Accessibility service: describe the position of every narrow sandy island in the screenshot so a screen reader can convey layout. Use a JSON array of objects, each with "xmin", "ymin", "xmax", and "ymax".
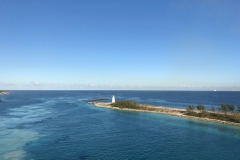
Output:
[
  {"xmin": 0, "ymin": 91, "xmax": 9, "ymax": 95},
  {"xmin": 94, "ymin": 102, "xmax": 240, "ymax": 127}
]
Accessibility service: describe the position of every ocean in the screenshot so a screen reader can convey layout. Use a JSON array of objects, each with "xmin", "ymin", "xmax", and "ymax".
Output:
[{"xmin": 0, "ymin": 91, "xmax": 240, "ymax": 160}]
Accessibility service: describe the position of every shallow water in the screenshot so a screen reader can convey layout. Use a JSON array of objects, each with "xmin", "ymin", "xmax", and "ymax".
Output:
[{"xmin": 0, "ymin": 91, "xmax": 240, "ymax": 159}]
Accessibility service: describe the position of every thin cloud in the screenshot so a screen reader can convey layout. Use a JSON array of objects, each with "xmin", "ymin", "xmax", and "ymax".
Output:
[
  {"xmin": 31, "ymin": 81, "xmax": 42, "ymax": 86},
  {"xmin": 0, "ymin": 82, "xmax": 17, "ymax": 86}
]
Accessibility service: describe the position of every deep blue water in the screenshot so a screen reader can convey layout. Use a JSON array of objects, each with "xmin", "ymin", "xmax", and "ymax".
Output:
[{"xmin": 0, "ymin": 91, "xmax": 240, "ymax": 160}]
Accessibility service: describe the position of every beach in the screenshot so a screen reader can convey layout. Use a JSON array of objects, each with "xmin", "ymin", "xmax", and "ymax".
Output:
[
  {"xmin": 0, "ymin": 91, "xmax": 9, "ymax": 95},
  {"xmin": 94, "ymin": 102, "xmax": 240, "ymax": 127}
]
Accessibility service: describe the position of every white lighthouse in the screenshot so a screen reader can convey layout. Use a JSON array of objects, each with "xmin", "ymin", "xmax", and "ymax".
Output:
[{"xmin": 112, "ymin": 95, "xmax": 115, "ymax": 103}]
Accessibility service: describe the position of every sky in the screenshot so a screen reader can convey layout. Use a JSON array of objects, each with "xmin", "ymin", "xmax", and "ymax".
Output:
[{"xmin": 0, "ymin": 0, "xmax": 240, "ymax": 90}]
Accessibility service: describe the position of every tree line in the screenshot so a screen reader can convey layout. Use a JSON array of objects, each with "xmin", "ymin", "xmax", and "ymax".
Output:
[
  {"xmin": 186, "ymin": 104, "xmax": 240, "ymax": 123},
  {"xmin": 111, "ymin": 100, "xmax": 240, "ymax": 124},
  {"xmin": 187, "ymin": 104, "xmax": 240, "ymax": 114}
]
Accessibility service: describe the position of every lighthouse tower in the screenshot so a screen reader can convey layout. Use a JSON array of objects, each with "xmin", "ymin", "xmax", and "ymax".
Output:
[{"xmin": 112, "ymin": 95, "xmax": 115, "ymax": 103}]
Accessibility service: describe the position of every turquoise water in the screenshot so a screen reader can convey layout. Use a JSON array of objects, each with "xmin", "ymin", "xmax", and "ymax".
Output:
[{"xmin": 0, "ymin": 91, "xmax": 240, "ymax": 159}]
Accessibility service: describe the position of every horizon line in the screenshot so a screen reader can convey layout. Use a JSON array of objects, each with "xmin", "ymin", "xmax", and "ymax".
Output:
[{"xmin": 2, "ymin": 89, "xmax": 240, "ymax": 92}]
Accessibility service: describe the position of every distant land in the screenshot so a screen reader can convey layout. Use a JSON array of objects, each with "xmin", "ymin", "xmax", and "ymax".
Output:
[
  {"xmin": 0, "ymin": 91, "xmax": 9, "ymax": 94},
  {"xmin": 94, "ymin": 101, "xmax": 240, "ymax": 127}
]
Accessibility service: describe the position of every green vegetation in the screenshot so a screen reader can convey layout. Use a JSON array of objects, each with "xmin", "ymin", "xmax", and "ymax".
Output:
[
  {"xmin": 211, "ymin": 106, "xmax": 215, "ymax": 112},
  {"xmin": 227, "ymin": 104, "xmax": 235, "ymax": 113},
  {"xmin": 196, "ymin": 104, "xmax": 205, "ymax": 111},
  {"xmin": 110, "ymin": 100, "xmax": 159, "ymax": 112},
  {"xmin": 219, "ymin": 104, "xmax": 228, "ymax": 115},
  {"xmin": 111, "ymin": 100, "xmax": 141, "ymax": 109},
  {"xmin": 186, "ymin": 104, "xmax": 240, "ymax": 123},
  {"xmin": 111, "ymin": 101, "xmax": 240, "ymax": 124},
  {"xmin": 187, "ymin": 105, "xmax": 195, "ymax": 113}
]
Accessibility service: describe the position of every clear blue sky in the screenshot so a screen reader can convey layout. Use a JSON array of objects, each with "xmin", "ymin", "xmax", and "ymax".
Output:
[{"xmin": 1, "ymin": 0, "xmax": 240, "ymax": 90}]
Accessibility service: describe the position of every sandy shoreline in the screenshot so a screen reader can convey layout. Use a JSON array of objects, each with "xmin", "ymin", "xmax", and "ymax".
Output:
[
  {"xmin": 93, "ymin": 102, "xmax": 240, "ymax": 127},
  {"xmin": 0, "ymin": 91, "xmax": 9, "ymax": 95}
]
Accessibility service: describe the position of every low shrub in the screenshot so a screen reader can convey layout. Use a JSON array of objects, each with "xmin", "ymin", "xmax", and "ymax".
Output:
[{"xmin": 111, "ymin": 100, "xmax": 140, "ymax": 109}]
